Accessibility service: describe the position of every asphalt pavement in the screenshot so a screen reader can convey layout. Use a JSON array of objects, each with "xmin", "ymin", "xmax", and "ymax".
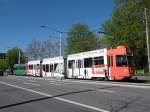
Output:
[{"xmin": 0, "ymin": 76, "xmax": 150, "ymax": 112}]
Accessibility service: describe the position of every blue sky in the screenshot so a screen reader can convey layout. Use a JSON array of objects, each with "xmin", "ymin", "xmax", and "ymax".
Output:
[{"xmin": 0, "ymin": 0, "xmax": 114, "ymax": 52}]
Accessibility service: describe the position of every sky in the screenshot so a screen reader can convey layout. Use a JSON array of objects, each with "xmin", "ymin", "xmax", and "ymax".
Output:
[{"xmin": 0, "ymin": 0, "xmax": 114, "ymax": 52}]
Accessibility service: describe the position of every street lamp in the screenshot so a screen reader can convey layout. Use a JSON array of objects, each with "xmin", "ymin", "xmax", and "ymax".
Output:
[
  {"xmin": 18, "ymin": 48, "xmax": 21, "ymax": 64},
  {"xmin": 41, "ymin": 25, "xmax": 63, "ymax": 57}
]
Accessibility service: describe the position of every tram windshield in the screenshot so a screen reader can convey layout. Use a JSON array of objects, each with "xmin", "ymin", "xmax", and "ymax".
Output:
[
  {"xmin": 116, "ymin": 55, "xmax": 134, "ymax": 67},
  {"xmin": 116, "ymin": 55, "xmax": 127, "ymax": 67}
]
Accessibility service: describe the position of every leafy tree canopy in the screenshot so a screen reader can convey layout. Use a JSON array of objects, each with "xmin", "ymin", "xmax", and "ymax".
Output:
[
  {"xmin": 6, "ymin": 47, "xmax": 27, "ymax": 68},
  {"xmin": 101, "ymin": 0, "xmax": 150, "ymax": 69},
  {"xmin": 0, "ymin": 59, "xmax": 8, "ymax": 70},
  {"xmin": 67, "ymin": 23, "xmax": 99, "ymax": 54}
]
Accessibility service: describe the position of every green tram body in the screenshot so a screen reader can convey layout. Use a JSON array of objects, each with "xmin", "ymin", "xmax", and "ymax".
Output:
[{"xmin": 13, "ymin": 64, "xmax": 26, "ymax": 76}]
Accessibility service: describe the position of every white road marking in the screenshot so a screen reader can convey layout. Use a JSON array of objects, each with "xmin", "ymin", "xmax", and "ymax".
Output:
[
  {"xmin": 96, "ymin": 89, "xmax": 114, "ymax": 93},
  {"xmin": 0, "ymin": 81, "xmax": 110, "ymax": 112},
  {"xmin": 49, "ymin": 80, "xmax": 55, "ymax": 82},
  {"xmin": 3, "ymin": 76, "xmax": 22, "ymax": 80},
  {"xmin": 39, "ymin": 78, "xmax": 150, "ymax": 89},
  {"xmin": 22, "ymin": 82, "xmax": 40, "ymax": 86},
  {"xmin": 28, "ymin": 80, "xmax": 36, "ymax": 83},
  {"xmin": 49, "ymin": 82, "xmax": 61, "ymax": 86},
  {"xmin": 63, "ymin": 80, "xmax": 150, "ymax": 89},
  {"xmin": 62, "ymin": 82, "xmax": 70, "ymax": 85},
  {"xmin": 5, "ymin": 75, "xmax": 150, "ymax": 89},
  {"xmin": 49, "ymin": 80, "xmax": 70, "ymax": 85}
]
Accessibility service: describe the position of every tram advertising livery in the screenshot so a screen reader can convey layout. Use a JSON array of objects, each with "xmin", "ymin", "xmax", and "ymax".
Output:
[{"xmin": 13, "ymin": 45, "xmax": 134, "ymax": 80}]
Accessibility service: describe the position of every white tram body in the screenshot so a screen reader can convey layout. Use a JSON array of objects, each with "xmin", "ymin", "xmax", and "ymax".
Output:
[
  {"xmin": 67, "ymin": 49, "xmax": 107, "ymax": 79},
  {"xmin": 24, "ymin": 45, "xmax": 134, "ymax": 80},
  {"xmin": 27, "ymin": 60, "xmax": 41, "ymax": 77},
  {"xmin": 42, "ymin": 56, "xmax": 64, "ymax": 77}
]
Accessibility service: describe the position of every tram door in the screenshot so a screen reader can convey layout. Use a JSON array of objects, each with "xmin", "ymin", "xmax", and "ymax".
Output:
[
  {"xmin": 108, "ymin": 55, "xmax": 115, "ymax": 80},
  {"xmin": 77, "ymin": 60, "xmax": 82, "ymax": 76},
  {"xmin": 72, "ymin": 60, "xmax": 75, "ymax": 77},
  {"xmin": 68, "ymin": 60, "xmax": 75, "ymax": 77},
  {"xmin": 64, "ymin": 58, "xmax": 67, "ymax": 78}
]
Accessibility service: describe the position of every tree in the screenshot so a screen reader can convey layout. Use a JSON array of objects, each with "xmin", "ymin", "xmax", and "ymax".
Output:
[
  {"xmin": 26, "ymin": 37, "xmax": 64, "ymax": 59},
  {"xmin": 6, "ymin": 47, "xmax": 27, "ymax": 69},
  {"xmin": 61, "ymin": 34, "xmax": 67, "ymax": 57},
  {"xmin": 101, "ymin": 0, "xmax": 150, "ymax": 69},
  {"xmin": 44, "ymin": 39, "xmax": 52, "ymax": 57},
  {"xmin": 26, "ymin": 38, "xmax": 42, "ymax": 59},
  {"xmin": 67, "ymin": 23, "xmax": 98, "ymax": 54},
  {"xmin": 0, "ymin": 58, "xmax": 8, "ymax": 71}
]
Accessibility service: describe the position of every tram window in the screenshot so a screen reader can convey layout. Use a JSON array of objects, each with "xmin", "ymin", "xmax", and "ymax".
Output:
[
  {"xmin": 50, "ymin": 65, "xmax": 53, "ymax": 72},
  {"xmin": 84, "ymin": 58, "xmax": 92, "ymax": 68},
  {"xmin": 16, "ymin": 66, "xmax": 19, "ymax": 70},
  {"xmin": 13, "ymin": 66, "xmax": 18, "ymax": 70},
  {"xmin": 68, "ymin": 60, "xmax": 74, "ymax": 68},
  {"xmin": 78, "ymin": 60, "xmax": 82, "ymax": 68},
  {"xmin": 20, "ymin": 65, "xmax": 22, "ymax": 69},
  {"xmin": 76, "ymin": 60, "xmax": 80, "ymax": 68},
  {"xmin": 54, "ymin": 63, "xmax": 57, "ymax": 71},
  {"xmin": 46, "ymin": 64, "xmax": 49, "ymax": 72},
  {"xmin": 94, "ymin": 56, "xmax": 104, "ymax": 65},
  {"xmin": 43, "ymin": 65, "xmax": 46, "ymax": 71},
  {"xmin": 22, "ymin": 65, "xmax": 26, "ymax": 69},
  {"xmin": 37, "ymin": 64, "xmax": 40, "ymax": 69},
  {"xmin": 29, "ymin": 65, "xmax": 33, "ymax": 70},
  {"xmin": 116, "ymin": 55, "xmax": 127, "ymax": 67}
]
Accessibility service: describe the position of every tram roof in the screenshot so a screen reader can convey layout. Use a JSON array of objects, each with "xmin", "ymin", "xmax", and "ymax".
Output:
[
  {"xmin": 28, "ymin": 60, "xmax": 41, "ymax": 64},
  {"xmin": 42, "ymin": 56, "xmax": 64, "ymax": 64},
  {"xmin": 67, "ymin": 48, "xmax": 107, "ymax": 60}
]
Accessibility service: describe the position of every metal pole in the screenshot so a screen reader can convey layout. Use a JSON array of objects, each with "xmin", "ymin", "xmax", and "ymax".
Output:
[
  {"xmin": 144, "ymin": 8, "xmax": 150, "ymax": 76},
  {"xmin": 60, "ymin": 32, "xmax": 62, "ymax": 57},
  {"xmin": 41, "ymin": 25, "xmax": 63, "ymax": 57},
  {"xmin": 18, "ymin": 48, "xmax": 20, "ymax": 64}
]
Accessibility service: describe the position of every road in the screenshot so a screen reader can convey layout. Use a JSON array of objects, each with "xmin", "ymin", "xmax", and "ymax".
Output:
[{"xmin": 0, "ymin": 76, "xmax": 150, "ymax": 112}]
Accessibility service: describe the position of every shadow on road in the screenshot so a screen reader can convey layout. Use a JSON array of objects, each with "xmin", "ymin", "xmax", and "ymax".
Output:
[
  {"xmin": 69, "ymin": 77, "xmax": 150, "ymax": 83},
  {"xmin": 0, "ymin": 87, "xmax": 108, "ymax": 110},
  {"xmin": 112, "ymin": 79, "xmax": 149, "ymax": 83}
]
